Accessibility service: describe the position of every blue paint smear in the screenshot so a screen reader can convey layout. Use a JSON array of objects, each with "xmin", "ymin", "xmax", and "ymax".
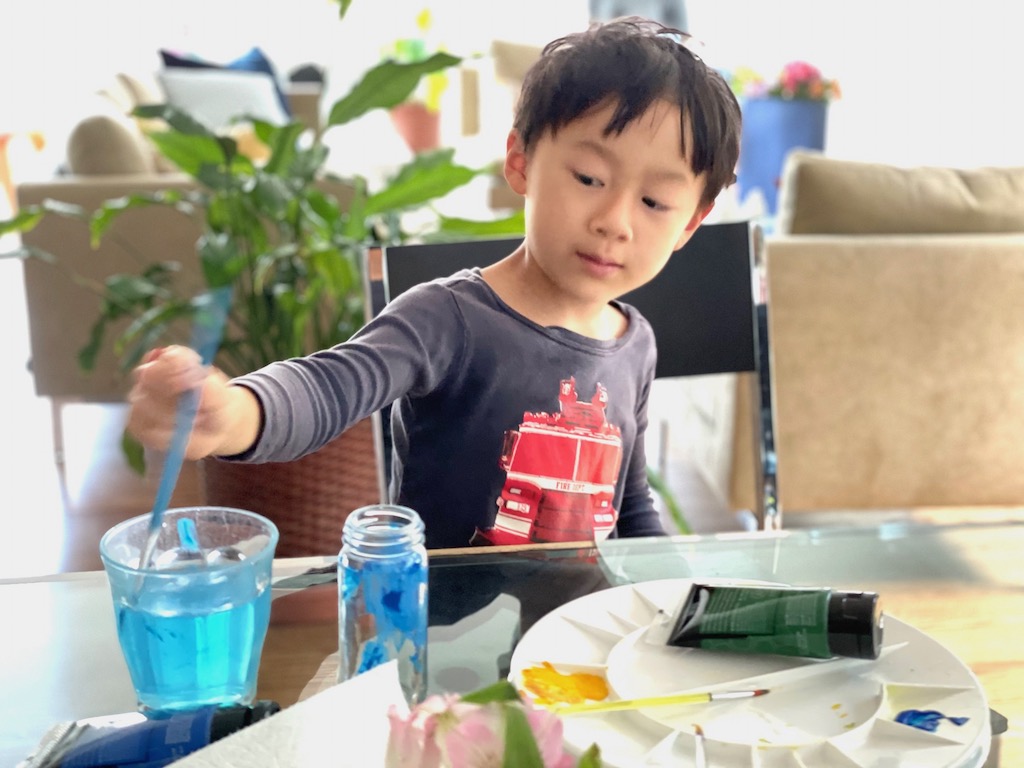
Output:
[
  {"xmin": 349, "ymin": 551, "xmax": 428, "ymax": 675},
  {"xmin": 895, "ymin": 709, "xmax": 970, "ymax": 732}
]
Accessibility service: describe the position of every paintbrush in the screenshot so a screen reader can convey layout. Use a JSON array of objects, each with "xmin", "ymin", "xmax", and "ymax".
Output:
[
  {"xmin": 693, "ymin": 723, "xmax": 707, "ymax": 768},
  {"xmin": 551, "ymin": 687, "xmax": 768, "ymax": 715},
  {"xmin": 137, "ymin": 286, "xmax": 232, "ymax": 575}
]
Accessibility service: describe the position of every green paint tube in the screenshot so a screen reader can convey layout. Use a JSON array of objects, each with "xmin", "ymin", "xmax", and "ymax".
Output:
[{"xmin": 650, "ymin": 583, "xmax": 883, "ymax": 660}]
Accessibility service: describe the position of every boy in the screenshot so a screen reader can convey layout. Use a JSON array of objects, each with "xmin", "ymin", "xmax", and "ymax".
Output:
[{"xmin": 127, "ymin": 17, "xmax": 742, "ymax": 549}]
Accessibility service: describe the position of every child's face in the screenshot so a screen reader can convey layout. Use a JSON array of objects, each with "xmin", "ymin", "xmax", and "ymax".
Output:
[{"xmin": 504, "ymin": 98, "xmax": 710, "ymax": 310}]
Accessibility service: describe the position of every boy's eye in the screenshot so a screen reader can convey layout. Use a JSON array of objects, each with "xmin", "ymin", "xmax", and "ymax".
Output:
[
  {"xmin": 642, "ymin": 196, "xmax": 667, "ymax": 211},
  {"xmin": 573, "ymin": 171, "xmax": 601, "ymax": 187}
]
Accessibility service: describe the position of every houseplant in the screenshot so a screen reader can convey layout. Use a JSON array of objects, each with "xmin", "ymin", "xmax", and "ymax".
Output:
[{"xmin": 2, "ymin": 7, "xmax": 524, "ymax": 553}]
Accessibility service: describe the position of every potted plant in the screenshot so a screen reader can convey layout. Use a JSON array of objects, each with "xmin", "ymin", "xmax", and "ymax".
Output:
[
  {"xmin": 2, "ymin": 12, "xmax": 524, "ymax": 554},
  {"xmin": 383, "ymin": 6, "xmax": 450, "ymax": 154},
  {"xmin": 728, "ymin": 60, "xmax": 841, "ymax": 214}
]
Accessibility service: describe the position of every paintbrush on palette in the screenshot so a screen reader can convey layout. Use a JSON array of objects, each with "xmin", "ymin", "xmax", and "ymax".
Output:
[
  {"xmin": 552, "ymin": 687, "xmax": 768, "ymax": 715},
  {"xmin": 693, "ymin": 723, "xmax": 707, "ymax": 768}
]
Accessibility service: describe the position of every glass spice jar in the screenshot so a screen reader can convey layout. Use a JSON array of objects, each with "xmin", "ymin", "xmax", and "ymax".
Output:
[{"xmin": 338, "ymin": 504, "xmax": 428, "ymax": 703}]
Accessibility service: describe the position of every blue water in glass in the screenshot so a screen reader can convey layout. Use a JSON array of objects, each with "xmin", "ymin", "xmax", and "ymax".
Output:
[{"xmin": 115, "ymin": 568, "xmax": 271, "ymax": 712}]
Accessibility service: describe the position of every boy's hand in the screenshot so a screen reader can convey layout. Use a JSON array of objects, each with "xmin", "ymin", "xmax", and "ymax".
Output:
[{"xmin": 127, "ymin": 345, "xmax": 260, "ymax": 459}]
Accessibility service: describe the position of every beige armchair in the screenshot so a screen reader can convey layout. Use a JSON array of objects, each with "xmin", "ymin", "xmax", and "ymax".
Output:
[
  {"xmin": 17, "ymin": 175, "xmax": 205, "ymax": 465},
  {"xmin": 759, "ymin": 151, "xmax": 1024, "ymax": 515}
]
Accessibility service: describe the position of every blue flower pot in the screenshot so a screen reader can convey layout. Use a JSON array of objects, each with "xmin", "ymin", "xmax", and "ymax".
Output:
[{"xmin": 736, "ymin": 97, "xmax": 828, "ymax": 215}]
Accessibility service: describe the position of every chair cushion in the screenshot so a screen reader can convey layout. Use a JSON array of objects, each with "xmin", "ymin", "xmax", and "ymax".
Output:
[
  {"xmin": 776, "ymin": 150, "xmax": 1024, "ymax": 234},
  {"xmin": 157, "ymin": 68, "xmax": 290, "ymax": 129},
  {"xmin": 116, "ymin": 71, "xmax": 165, "ymax": 108},
  {"xmin": 113, "ymin": 72, "xmax": 178, "ymax": 173},
  {"xmin": 66, "ymin": 114, "xmax": 156, "ymax": 175},
  {"xmin": 160, "ymin": 46, "xmax": 291, "ymax": 119}
]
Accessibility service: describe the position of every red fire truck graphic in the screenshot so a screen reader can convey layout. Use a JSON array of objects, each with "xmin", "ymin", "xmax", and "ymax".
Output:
[{"xmin": 479, "ymin": 377, "xmax": 622, "ymax": 545}]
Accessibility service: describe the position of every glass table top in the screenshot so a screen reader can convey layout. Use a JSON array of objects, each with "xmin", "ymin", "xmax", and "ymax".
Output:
[{"xmin": 2, "ymin": 514, "xmax": 1021, "ymax": 767}]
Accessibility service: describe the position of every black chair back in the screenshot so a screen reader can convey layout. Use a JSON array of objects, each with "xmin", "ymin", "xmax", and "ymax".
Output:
[{"xmin": 381, "ymin": 222, "xmax": 757, "ymax": 379}]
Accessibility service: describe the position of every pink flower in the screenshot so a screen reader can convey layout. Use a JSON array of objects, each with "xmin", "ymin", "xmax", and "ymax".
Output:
[
  {"xmin": 524, "ymin": 702, "xmax": 577, "ymax": 768},
  {"xmin": 385, "ymin": 694, "xmax": 457, "ymax": 768},
  {"xmin": 386, "ymin": 691, "xmax": 583, "ymax": 767},
  {"xmin": 780, "ymin": 60, "xmax": 822, "ymax": 90},
  {"xmin": 730, "ymin": 60, "xmax": 839, "ymax": 102},
  {"xmin": 442, "ymin": 702, "xmax": 505, "ymax": 766}
]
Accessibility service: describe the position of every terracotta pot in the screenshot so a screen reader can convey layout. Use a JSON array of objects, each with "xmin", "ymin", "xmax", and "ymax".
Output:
[
  {"xmin": 200, "ymin": 418, "xmax": 380, "ymax": 557},
  {"xmin": 388, "ymin": 101, "xmax": 441, "ymax": 154}
]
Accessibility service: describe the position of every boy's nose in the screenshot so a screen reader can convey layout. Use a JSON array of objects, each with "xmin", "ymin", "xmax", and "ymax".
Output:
[{"xmin": 590, "ymin": 193, "xmax": 633, "ymax": 242}]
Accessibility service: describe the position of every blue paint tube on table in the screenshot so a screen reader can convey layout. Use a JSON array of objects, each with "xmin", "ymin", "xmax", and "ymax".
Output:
[
  {"xmin": 48, "ymin": 701, "xmax": 279, "ymax": 767},
  {"xmin": 648, "ymin": 582, "xmax": 883, "ymax": 660}
]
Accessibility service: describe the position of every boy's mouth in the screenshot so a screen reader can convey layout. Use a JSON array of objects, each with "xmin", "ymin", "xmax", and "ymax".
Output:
[{"xmin": 577, "ymin": 251, "xmax": 623, "ymax": 271}]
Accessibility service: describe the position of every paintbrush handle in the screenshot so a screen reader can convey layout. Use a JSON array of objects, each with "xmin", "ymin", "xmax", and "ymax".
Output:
[
  {"xmin": 137, "ymin": 286, "xmax": 233, "ymax": 572},
  {"xmin": 138, "ymin": 387, "xmax": 199, "ymax": 570},
  {"xmin": 553, "ymin": 691, "xmax": 714, "ymax": 715},
  {"xmin": 552, "ymin": 687, "xmax": 766, "ymax": 715}
]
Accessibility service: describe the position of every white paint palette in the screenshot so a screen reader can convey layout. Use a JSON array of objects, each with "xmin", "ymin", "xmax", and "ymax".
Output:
[{"xmin": 509, "ymin": 579, "xmax": 991, "ymax": 767}]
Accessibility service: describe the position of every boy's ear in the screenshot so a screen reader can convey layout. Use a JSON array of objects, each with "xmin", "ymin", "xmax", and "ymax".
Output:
[
  {"xmin": 674, "ymin": 203, "xmax": 714, "ymax": 249},
  {"xmin": 503, "ymin": 130, "xmax": 529, "ymax": 196}
]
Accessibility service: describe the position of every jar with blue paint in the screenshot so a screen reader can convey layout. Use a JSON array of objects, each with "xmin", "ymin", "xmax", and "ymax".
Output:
[{"xmin": 338, "ymin": 504, "xmax": 428, "ymax": 703}]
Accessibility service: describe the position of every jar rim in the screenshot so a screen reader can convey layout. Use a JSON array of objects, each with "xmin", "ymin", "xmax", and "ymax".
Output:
[{"xmin": 343, "ymin": 504, "xmax": 425, "ymax": 547}]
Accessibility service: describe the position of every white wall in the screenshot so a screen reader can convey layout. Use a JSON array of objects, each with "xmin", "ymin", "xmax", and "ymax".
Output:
[
  {"xmin": 1, "ymin": 1, "xmax": 586, "ymax": 163},
  {"xmin": 686, "ymin": 0, "xmax": 1023, "ymax": 168},
  {"xmin": 2, "ymin": 0, "xmax": 1020, "ymax": 173}
]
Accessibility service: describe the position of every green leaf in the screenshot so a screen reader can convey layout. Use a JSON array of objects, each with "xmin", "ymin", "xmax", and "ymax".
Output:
[
  {"xmin": 2, "ymin": 199, "xmax": 89, "ymax": 239},
  {"xmin": 116, "ymin": 301, "xmax": 191, "ymax": 369},
  {"xmin": 94, "ymin": 274, "xmax": 169, "ymax": 327},
  {"xmin": 331, "ymin": 0, "xmax": 353, "ymax": 19},
  {"xmin": 327, "ymin": 53, "xmax": 461, "ymax": 128},
  {"xmin": 388, "ymin": 147, "xmax": 457, "ymax": 185},
  {"xmin": 41, "ymin": 198, "xmax": 91, "ymax": 219},
  {"xmin": 90, "ymin": 192, "xmax": 187, "ymax": 244},
  {"xmin": 147, "ymin": 131, "xmax": 228, "ymax": 177},
  {"xmin": 121, "ymin": 429, "xmax": 147, "ymax": 476},
  {"xmin": 340, "ymin": 177, "xmax": 370, "ymax": 240},
  {"xmin": 364, "ymin": 156, "xmax": 478, "ymax": 216},
  {"xmin": 647, "ymin": 465, "xmax": 692, "ymax": 535},
  {"xmin": 460, "ymin": 680, "xmax": 522, "ymax": 705},
  {"xmin": 437, "ymin": 210, "xmax": 526, "ymax": 237},
  {"xmin": 78, "ymin": 315, "xmax": 108, "ymax": 372},
  {"xmin": 134, "ymin": 104, "xmax": 215, "ymax": 137},
  {"xmin": 502, "ymin": 705, "xmax": 545, "ymax": 768},
  {"xmin": 576, "ymin": 744, "xmax": 603, "ymax": 767},
  {"xmin": 197, "ymin": 233, "xmax": 242, "ymax": 288},
  {"xmin": 261, "ymin": 122, "xmax": 307, "ymax": 176},
  {"xmin": 251, "ymin": 174, "xmax": 295, "ymax": 218},
  {"xmin": 0, "ymin": 246, "xmax": 34, "ymax": 264},
  {"xmin": 0, "ymin": 206, "xmax": 45, "ymax": 235}
]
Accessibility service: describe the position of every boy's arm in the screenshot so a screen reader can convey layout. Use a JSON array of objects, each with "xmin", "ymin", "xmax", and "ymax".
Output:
[
  {"xmin": 615, "ymin": 364, "xmax": 667, "ymax": 538},
  {"xmin": 208, "ymin": 383, "xmax": 263, "ymax": 457},
  {"xmin": 228, "ymin": 281, "xmax": 466, "ymax": 464},
  {"xmin": 616, "ymin": 443, "xmax": 667, "ymax": 538}
]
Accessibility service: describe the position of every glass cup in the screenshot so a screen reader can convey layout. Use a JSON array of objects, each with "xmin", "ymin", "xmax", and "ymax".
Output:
[{"xmin": 100, "ymin": 506, "xmax": 279, "ymax": 712}]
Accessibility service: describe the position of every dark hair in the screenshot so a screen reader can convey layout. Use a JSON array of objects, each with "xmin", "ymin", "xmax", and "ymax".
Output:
[{"xmin": 513, "ymin": 16, "xmax": 741, "ymax": 209}]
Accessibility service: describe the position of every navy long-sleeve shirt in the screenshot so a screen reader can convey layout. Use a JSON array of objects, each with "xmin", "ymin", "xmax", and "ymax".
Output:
[{"xmin": 230, "ymin": 268, "xmax": 665, "ymax": 548}]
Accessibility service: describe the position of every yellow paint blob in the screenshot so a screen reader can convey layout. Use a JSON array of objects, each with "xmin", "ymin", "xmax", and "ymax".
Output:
[{"xmin": 521, "ymin": 662, "xmax": 609, "ymax": 705}]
